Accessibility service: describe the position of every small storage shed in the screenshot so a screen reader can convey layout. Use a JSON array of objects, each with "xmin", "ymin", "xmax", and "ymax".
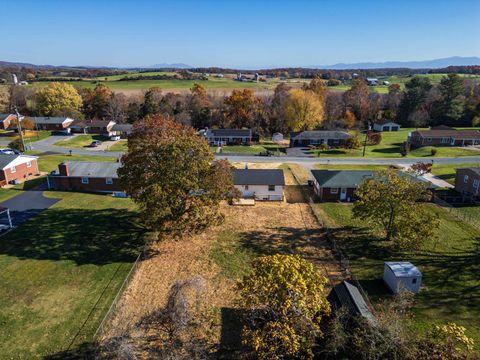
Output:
[
  {"xmin": 373, "ymin": 120, "xmax": 401, "ymax": 132},
  {"xmin": 272, "ymin": 132, "xmax": 284, "ymax": 143},
  {"xmin": 383, "ymin": 262, "xmax": 422, "ymax": 294}
]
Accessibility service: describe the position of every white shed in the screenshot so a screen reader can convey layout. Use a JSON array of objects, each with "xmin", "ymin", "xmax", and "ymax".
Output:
[
  {"xmin": 373, "ymin": 121, "xmax": 401, "ymax": 132},
  {"xmin": 383, "ymin": 262, "xmax": 422, "ymax": 294},
  {"xmin": 272, "ymin": 132, "xmax": 284, "ymax": 143}
]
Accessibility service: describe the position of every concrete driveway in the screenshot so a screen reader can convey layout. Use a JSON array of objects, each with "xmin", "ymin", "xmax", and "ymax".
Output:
[{"xmin": 0, "ymin": 189, "xmax": 60, "ymax": 227}]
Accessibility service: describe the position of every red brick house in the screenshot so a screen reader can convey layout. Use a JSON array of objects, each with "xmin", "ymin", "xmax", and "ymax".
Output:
[
  {"xmin": 408, "ymin": 128, "xmax": 480, "ymax": 147},
  {"xmin": 0, "ymin": 154, "xmax": 39, "ymax": 186},
  {"xmin": 32, "ymin": 117, "xmax": 75, "ymax": 133},
  {"xmin": 289, "ymin": 131, "xmax": 351, "ymax": 147},
  {"xmin": 454, "ymin": 168, "xmax": 480, "ymax": 200},
  {"xmin": 0, "ymin": 114, "xmax": 16, "ymax": 130},
  {"xmin": 47, "ymin": 161, "xmax": 123, "ymax": 194},
  {"xmin": 70, "ymin": 120, "xmax": 116, "ymax": 135}
]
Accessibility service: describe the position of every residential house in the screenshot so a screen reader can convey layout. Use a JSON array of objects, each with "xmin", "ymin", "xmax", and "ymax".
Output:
[
  {"xmin": 373, "ymin": 120, "xmax": 401, "ymax": 132},
  {"xmin": 408, "ymin": 128, "xmax": 480, "ymax": 147},
  {"xmin": 0, "ymin": 154, "xmax": 39, "ymax": 186},
  {"xmin": 204, "ymin": 128, "xmax": 252, "ymax": 146},
  {"xmin": 0, "ymin": 114, "xmax": 16, "ymax": 130},
  {"xmin": 233, "ymin": 169, "xmax": 285, "ymax": 201},
  {"xmin": 454, "ymin": 167, "xmax": 480, "ymax": 200},
  {"xmin": 70, "ymin": 120, "xmax": 116, "ymax": 136},
  {"xmin": 383, "ymin": 262, "xmax": 422, "ymax": 294},
  {"xmin": 289, "ymin": 130, "xmax": 351, "ymax": 147},
  {"xmin": 111, "ymin": 124, "xmax": 133, "ymax": 138},
  {"xmin": 311, "ymin": 170, "xmax": 436, "ymax": 202},
  {"xmin": 327, "ymin": 281, "xmax": 376, "ymax": 324},
  {"xmin": 47, "ymin": 161, "xmax": 123, "ymax": 194},
  {"xmin": 32, "ymin": 117, "xmax": 75, "ymax": 133}
]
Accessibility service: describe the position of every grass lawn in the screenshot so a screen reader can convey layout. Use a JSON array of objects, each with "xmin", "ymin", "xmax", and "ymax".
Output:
[
  {"xmin": 310, "ymin": 127, "xmax": 480, "ymax": 158},
  {"xmin": 0, "ymin": 191, "xmax": 145, "ymax": 358},
  {"xmin": 213, "ymin": 142, "xmax": 287, "ymax": 155},
  {"xmin": 53, "ymin": 134, "xmax": 110, "ymax": 149},
  {"xmin": 314, "ymin": 202, "xmax": 480, "ymax": 350},
  {"xmin": 107, "ymin": 140, "xmax": 128, "ymax": 152},
  {"xmin": 32, "ymin": 153, "xmax": 117, "ymax": 173},
  {"xmin": 431, "ymin": 162, "xmax": 480, "ymax": 184}
]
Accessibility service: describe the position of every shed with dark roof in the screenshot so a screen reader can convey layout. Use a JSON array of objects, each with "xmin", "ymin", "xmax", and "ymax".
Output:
[{"xmin": 328, "ymin": 281, "xmax": 377, "ymax": 324}]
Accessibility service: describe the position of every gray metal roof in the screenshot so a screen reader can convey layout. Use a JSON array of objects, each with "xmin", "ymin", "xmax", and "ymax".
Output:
[
  {"xmin": 311, "ymin": 170, "xmax": 437, "ymax": 189},
  {"xmin": 210, "ymin": 129, "xmax": 251, "ymax": 137},
  {"xmin": 329, "ymin": 281, "xmax": 377, "ymax": 324},
  {"xmin": 291, "ymin": 131, "xmax": 351, "ymax": 140},
  {"xmin": 33, "ymin": 117, "xmax": 74, "ymax": 125},
  {"xmin": 0, "ymin": 114, "xmax": 13, "ymax": 121},
  {"xmin": 385, "ymin": 262, "xmax": 422, "ymax": 277},
  {"xmin": 233, "ymin": 169, "xmax": 285, "ymax": 186},
  {"xmin": 112, "ymin": 124, "xmax": 133, "ymax": 132},
  {"xmin": 63, "ymin": 161, "xmax": 121, "ymax": 178}
]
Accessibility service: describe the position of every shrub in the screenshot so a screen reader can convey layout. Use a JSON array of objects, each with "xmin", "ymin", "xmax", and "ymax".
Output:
[
  {"xmin": 400, "ymin": 141, "xmax": 410, "ymax": 157},
  {"xmin": 367, "ymin": 131, "xmax": 382, "ymax": 145},
  {"xmin": 239, "ymin": 254, "xmax": 330, "ymax": 359},
  {"xmin": 8, "ymin": 138, "xmax": 23, "ymax": 151},
  {"xmin": 430, "ymin": 147, "xmax": 438, "ymax": 156},
  {"xmin": 344, "ymin": 136, "xmax": 361, "ymax": 149}
]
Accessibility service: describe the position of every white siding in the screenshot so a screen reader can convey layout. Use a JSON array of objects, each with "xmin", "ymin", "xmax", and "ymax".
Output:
[
  {"xmin": 235, "ymin": 184, "xmax": 284, "ymax": 201},
  {"xmin": 383, "ymin": 264, "xmax": 422, "ymax": 294}
]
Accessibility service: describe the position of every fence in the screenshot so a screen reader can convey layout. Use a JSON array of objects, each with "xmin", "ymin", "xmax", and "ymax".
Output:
[{"xmin": 433, "ymin": 195, "xmax": 480, "ymax": 230}]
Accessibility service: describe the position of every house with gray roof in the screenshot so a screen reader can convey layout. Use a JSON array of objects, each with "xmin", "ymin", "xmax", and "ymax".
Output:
[
  {"xmin": 0, "ymin": 114, "xmax": 16, "ymax": 130},
  {"xmin": 32, "ymin": 117, "xmax": 75, "ymax": 133},
  {"xmin": 289, "ymin": 130, "xmax": 351, "ymax": 147},
  {"xmin": 204, "ymin": 128, "xmax": 252, "ymax": 146},
  {"xmin": 311, "ymin": 169, "xmax": 437, "ymax": 202},
  {"xmin": 233, "ymin": 169, "xmax": 285, "ymax": 201},
  {"xmin": 47, "ymin": 161, "xmax": 123, "ymax": 194},
  {"xmin": 0, "ymin": 154, "xmax": 39, "ymax": 186}
]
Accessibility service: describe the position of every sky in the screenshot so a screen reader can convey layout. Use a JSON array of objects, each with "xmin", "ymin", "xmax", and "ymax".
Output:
[{"xmin": 1, "ymin": 0, "xmax": 479, "ymax": 68}]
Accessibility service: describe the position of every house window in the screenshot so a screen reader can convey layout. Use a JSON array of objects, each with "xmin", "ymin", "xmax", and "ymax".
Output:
[
  {"xmin": 81, "ymin": 177, "xmax": 89, "ymax": 184},
  {"xmin": 412, "ymin": 278, "xmax": 417, "ymax": 284},
  {"xmin": 441, "ymin": 137, "xmax": 449, "ymax": 144},
  {"xmin": 330, "ymin": 188, "xmax": 338, "ymax": 194},
  {"xmin": 474, "ymin": 179, "xmax": 479, "ymax": 188},
  {"xmin": 11, "ymin": 166, "xmax": 16, "ymax": 173},
  {"xmin": 426, "ymin": 137, "xmax": 432, "ymax": 142},
  {"xmin": 244, "ymin": 185, "xmax": 249, "ymax": 190},
  {"xmin": 26, "ymin": 161, "xmax": 32, "ymax": 168},
  {"xmin": 464, "ymin": 175, "xmax": 469, "ymax": 183},
  {"xmin": 268, "ymin": 185, "xmax": 275, "ymax": 191},
  {"xmin": 106, "ymin": 177, "xmax": 113, "ymax": 185}
]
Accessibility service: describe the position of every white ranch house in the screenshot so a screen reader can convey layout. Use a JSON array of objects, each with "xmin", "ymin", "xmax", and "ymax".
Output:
[{"xmin": 233, "ymin": 169, "xmax": 285, "ymax": 201}]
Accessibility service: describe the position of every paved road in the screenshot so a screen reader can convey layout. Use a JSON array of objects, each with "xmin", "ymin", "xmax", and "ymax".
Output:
[
  {"xmin": 30, "ymin": 136, "xmax": 480, "ymax": 165},
  {"xmin": 0, "ymin": 189, "xmax": 60, "ymax": 226},
  {"xmin": 29, "ymin": 135, "xmax": 123, "ymax": 158}
]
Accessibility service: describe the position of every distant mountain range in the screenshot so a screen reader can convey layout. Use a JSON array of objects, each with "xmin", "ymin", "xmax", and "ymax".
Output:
[
  {"xmin": 149, "ymin": 63, "xmax": 192, "ymax": 69},
  {"xmin": 311, "ymin": 56, "xmax": 480, "ymax": 70}
]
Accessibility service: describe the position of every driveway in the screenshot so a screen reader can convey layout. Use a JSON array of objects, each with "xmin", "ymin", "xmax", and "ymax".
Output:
[
  {"xmin": 286, "ymin": 147, "xmax": 312, "ymax": 157},
  {"xmin": 0, "ymin": 188, "xmax": 60, "ymax": 227}
]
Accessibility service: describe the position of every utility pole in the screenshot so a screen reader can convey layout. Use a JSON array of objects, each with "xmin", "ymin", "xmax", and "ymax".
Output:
[
  {"xmin": 14, "ymin": 106, "xmax": 26, "ymax": 152},
  {"xmin": 362, "ymin": 121, "xmax": 370, "ymax": 157}
]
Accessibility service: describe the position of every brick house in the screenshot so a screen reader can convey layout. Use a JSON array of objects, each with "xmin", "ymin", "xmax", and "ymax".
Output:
[
  {"xmin": 233, "ymin": 169, "xmax": 285, "ymax": 201},
  {"xmin": 203, "ymin": 128, "xmax": 252, "ymax": 146},
  {"xmin": 32, "ymin": 117, "xmax": 75, "ymax": 133},
  {"xmin": 289, "ymin": 131, "xmax": 351, "ymax": 147},
  {"xmin": 0, "ymin": 154, "xmax": 39, "ymax": 186},
  {"xmin": 311, "ymin": 170, "xmax": 436, "ymax": 202},
  {"xmin": 47, "ymin": 161, "xmax": 123, "ymax": 194},
  {"xmin": 0, "ymin": 114, "xmax": 17, "ymax": 130},
  {"xmin": 408, "ymin": 128, "xmax": 480, "ymax": 147},
  {"xmin": 70, "ymin": 120, "xmax": 116, "ymax": 135},
  {"xmin": 454, "ymin": 168, "xmax": 480, "ymax": 200}
]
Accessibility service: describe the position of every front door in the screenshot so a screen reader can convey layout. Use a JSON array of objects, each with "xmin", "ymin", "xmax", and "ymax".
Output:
[{"xmin": 340, "ymin": 188, "xmax": 347, "ymax": 201}]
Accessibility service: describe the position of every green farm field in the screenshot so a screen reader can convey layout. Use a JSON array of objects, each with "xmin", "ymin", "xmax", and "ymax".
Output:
[
  {"xmin": 314, "ymin": 202, "xmax": 480, "ymax": 351},
  {"xmin": 0, "ymin": 191, "xmax": 145, "ymax": 358}
]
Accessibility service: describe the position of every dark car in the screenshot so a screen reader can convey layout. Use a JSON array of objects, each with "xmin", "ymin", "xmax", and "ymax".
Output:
[
  {"xmin": 88, "ymin": 140, "xmax": 102, "ymax": 147},
  {"xmin": 257, "ymin": 150, "xmax": 273, "ymax": 157}
]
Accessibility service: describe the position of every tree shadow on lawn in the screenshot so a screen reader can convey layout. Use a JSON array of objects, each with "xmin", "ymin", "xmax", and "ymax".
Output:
[{"xmin": 0, "ymin": 208, "xmax": 145, "ymax": 266}]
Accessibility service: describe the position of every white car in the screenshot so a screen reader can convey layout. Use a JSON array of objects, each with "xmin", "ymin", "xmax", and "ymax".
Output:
[
  {"xmin": 110, "ymin": 135, "xmax": 121, "ymax": 141},
  {"xmin": 0, "ymin": 148, "xmax": 15, "ymax": 155}
]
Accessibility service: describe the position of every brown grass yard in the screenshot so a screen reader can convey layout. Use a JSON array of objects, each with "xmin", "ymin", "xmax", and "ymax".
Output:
[{"xmin": 99, "ymin": 185, "xmax": 343, "ymax": 356}]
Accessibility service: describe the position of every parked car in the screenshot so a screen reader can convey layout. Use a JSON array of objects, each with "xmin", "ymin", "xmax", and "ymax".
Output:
[
  {"xmin": 110, "ymin": 135, "xmax": 121, "ymax": 141},
  {"xmin": 0, "ymin": 148, "xmax": 20, "ymax": 155},
  {"xmin": 88, "ymin": 140, "xmax": 102, "ymax": 147},
  {"xmin": 257, "ymin": 150, "xmax": 273, "ymax": 157}
]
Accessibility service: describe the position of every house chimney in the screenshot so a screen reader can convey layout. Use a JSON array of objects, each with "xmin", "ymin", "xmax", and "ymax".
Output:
[{"xmin": 58, "ymin": 162, "xmax": 69, "ymax": 176}]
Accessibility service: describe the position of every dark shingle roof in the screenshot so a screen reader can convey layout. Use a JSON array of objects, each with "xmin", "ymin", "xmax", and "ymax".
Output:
[
  {"xmin": 63, "ymin": 161, "xmax": 121, "ymax": 178},
  {"xmin": 0, "ymin": 154, "xmax": 37, "ymax": 169},
  {"xmin": 291, "ymin": 130, "xmax": 351, "ymax": 140},
  {"xmin": 311, "ymin": 170, "xmax": 437, "ymax": 189},
  {"xmin": 0, "ymin": 114, "xmax": 13, "ymax": 121},
  {"xmin": 112, "ymin": 124, "xmax": 133, "ymax": 132},
  {"xmin": 328, "ymin": 281, "xmax": 376, "ymax": 324},
  {"xmin": 458, "ymin": 167, "xmax": 480, "ymax": 176},
  {"xmin": 413, "ymin": 129, "xmax": 480, "ymax": 140},
  {"xmin": 233, "ymin": 169, "xmax": 285, "ymax": 186},
  {"xmin": 33, "ymin": 117, "xmax": 74, "ymax": 125},
  {"xmin": 210, "ymin": 129, "xmax": 251, "ymax": 137}
]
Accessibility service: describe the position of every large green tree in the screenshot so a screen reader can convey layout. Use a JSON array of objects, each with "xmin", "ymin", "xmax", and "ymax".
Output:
[
  {"xmin": 435, "ymin": 74, "xmax": 465, "ymax": 123},
  {"xmin": 239, "ymin": 254, "xmax": 330, "ymax": 359},
  {"xmin": 397, "ymin": 76, "xmax": 432, "ymax": 126},
  {"xmin": 118, "ymin": 115, "xmax": 236, "ymax": 237},
  {"xmin": 36, "ymin": 82, "xmax": 83, "ymax": 117},
  {"xmin": 353, "ymin": 169, "xmax": 439, "ymax": 249}
]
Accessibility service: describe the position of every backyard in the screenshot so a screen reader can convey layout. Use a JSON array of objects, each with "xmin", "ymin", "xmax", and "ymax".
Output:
[
  {"xmin": 0, "ymin": 191, "xmax": 145, "ymax": 358},
  {"xmin": 313, "ymin": 202, "xmax": 480, "ymax": 351}
]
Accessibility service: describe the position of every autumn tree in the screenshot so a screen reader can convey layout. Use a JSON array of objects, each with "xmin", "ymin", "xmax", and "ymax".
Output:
[
  {"xmin": 344, "ymin": 109, "xmax": 357, "ymax": 128},
  {"xmin": 303, "ymin": 77, "xmax": 327, "ymax": 104},
  {"xmin": 118, "ymin": 115, "xmax": 236, "ymax": 237},
  {"xmin": 141, "ymin": 87, "xmax": 163, "ymax": 117},
  {"xmin": 80, "ymin": 83, "xmax": 113, "ymax": 119},
  {"xmin": 36, "ymin": 82, "xmax": 82, "ymax": 117},
  {"xmin": 353, "ymin": 169, "xmax": 439, "ymax": 249},
  {"xmin": 188, "ymin": 83, "xmax": 211, "ymax": 129},
  {"xmin": 268, "ymin": 83, "xmax": 291, "ymax": 133},
  {"xmin": 239, "ymin": 254, "xmax": 330, "ymax": 359},
  {"xmin": 384, "ymin": 83, "xmax": 403, "ymax": 120},
  {"xmin": 343, "ymin": 78, "xmax": 371, "ymax": 125},
  {"xmin": 223, "ymin": 89, "xmax": 260, "ymax": 129},
  {"xmin": 106, "ymin": 93, "xmax": 127, "ymax": 123},
  {"xmin": 284, "ymin": 89, "xmax": 324, "ymax": 131}
]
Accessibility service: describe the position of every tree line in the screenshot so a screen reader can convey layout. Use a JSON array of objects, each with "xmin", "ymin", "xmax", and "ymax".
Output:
[{"xmin": 4, "ymin": 73, "xmax": 480, "ymax": 132}]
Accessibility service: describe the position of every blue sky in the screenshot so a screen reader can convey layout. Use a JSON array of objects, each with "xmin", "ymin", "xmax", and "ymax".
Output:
[{"xmin": 1, "ymin": 0, "xmax": 479, "ymax": 68}]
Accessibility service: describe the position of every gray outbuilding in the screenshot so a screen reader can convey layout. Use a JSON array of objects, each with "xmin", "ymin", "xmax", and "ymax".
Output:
[{"xmin": 383, "ymin": 261, "xmax": 422, "ymax": 294}]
